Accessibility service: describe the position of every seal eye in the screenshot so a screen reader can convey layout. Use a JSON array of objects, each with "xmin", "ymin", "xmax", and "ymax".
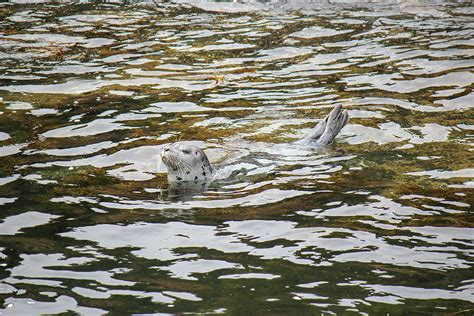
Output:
[{"xmin": 182, "ymin": 150, "xmax": 190, "ymax": 154}]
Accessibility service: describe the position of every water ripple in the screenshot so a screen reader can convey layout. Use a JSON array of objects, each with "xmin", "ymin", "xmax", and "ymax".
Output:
[{"xmin": 0, "ymin": 1, "xmax": 472, "ymax": 314}]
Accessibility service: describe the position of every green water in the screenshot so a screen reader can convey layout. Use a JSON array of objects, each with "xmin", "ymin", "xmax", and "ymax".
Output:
[{"xmin": 0, "ymin": 0, "xmax": 473, "ymax": 314}]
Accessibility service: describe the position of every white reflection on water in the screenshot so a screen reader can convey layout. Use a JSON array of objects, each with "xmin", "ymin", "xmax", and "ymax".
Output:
[
  {"xmin": 0, "ymin": 212, "xmax": 59, "ymax": 236},
  {"xmin": 344, "ymin": 71, "xmax": 474, "ymax": 94},
  {"xmin": 60, "ymin": 219, "xmax": 473, "ymax": 279},
  {"xmin": 96, "ymin": 188, "xmax": 313, "ymax": 209},
  {"xmin": 290, "ymin": 26, "xmax": 352, "ymax": 38},
  {"xmin": 71, "ymin": 287, "xmax": 186, "ymax": 304},
  {"xmin": 0, "ymin": 132, "xmax": 10, "ymax": 141},
  {"xmin": 406, "ymin": 168, "xmax": 474, "ymax": 180},
  {"xmin": 2, "ymin": 296, "xmax": 106, "ymax": 316},
  {"xmin": 363, "ymin": 284, "xmax": 474, "ymax": 304},
  {"xmin": 62, "ymin": 221, "xmax": 252, "ymax": 261},
  {"xmin": 163, "ymin": 259, "xmax": 243, "ymax": 281},
  {"xmin": 0, "ymin": 144, "xmax": 28, "ymax": 158},
  {"xmin": 9, "ymin": 254, "xmax": 134, "ymax": 286}
]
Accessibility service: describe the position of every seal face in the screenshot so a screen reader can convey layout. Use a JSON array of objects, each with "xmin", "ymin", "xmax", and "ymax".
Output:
[{"xmin": 161, "ymin": 143, "xmax": 215, "ymax": 182}]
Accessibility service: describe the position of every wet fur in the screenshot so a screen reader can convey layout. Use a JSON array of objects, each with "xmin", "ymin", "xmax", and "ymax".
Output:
[{"xmin": 161, "ymin": 143, "xmax": 215, "ymax": 182}]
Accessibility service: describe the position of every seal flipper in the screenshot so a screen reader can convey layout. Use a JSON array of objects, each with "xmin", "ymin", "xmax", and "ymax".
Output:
[{"xmin": 296, "ymin": 105, "xmax": 349, "ymax": 147}]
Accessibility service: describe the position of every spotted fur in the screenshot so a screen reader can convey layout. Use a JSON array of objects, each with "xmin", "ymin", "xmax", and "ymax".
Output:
[{"xmin": 161, "ymin": 143, "xmax": 215, "ymax": 182}]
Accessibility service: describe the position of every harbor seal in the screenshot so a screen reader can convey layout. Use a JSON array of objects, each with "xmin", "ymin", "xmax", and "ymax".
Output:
[
  {"xmin": 161, "ymin": 105, "xmax": 348, "ymax": 182},
  {"xmin": 161, "ymin": 143, "xmax": 216, "ymax": 182}
]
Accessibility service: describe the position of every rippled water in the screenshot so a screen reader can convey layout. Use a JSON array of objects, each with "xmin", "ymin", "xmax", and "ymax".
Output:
[{"xmin": 0, "ymin": 0, "xmax": 473, "ymax": 314}]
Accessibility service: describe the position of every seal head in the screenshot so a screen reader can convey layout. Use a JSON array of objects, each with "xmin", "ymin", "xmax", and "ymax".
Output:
[{"xmin": 161, "ymin": 143, "xmax": 215, "ymax": 182}]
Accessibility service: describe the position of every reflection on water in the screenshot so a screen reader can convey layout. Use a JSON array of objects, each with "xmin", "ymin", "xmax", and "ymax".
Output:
[{"xmin": 0, "ymin": 0, "xmax": 473, "ymax": 314}]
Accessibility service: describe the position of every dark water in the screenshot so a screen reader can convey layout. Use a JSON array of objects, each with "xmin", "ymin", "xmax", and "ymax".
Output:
[{"xmin": 0, "ymin": 0, "xmax": 473, "ymax": 314}]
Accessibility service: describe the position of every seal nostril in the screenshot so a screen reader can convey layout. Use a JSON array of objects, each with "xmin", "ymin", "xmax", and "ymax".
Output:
[{"xmin": 164, "ymin": 148, "xmax": 170, "ymax": 152}]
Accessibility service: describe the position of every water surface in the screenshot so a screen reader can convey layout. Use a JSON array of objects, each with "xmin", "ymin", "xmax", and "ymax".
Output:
[{"xmin": 0, "ymin": 0, "xmax": 473, "ymax": 314}]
